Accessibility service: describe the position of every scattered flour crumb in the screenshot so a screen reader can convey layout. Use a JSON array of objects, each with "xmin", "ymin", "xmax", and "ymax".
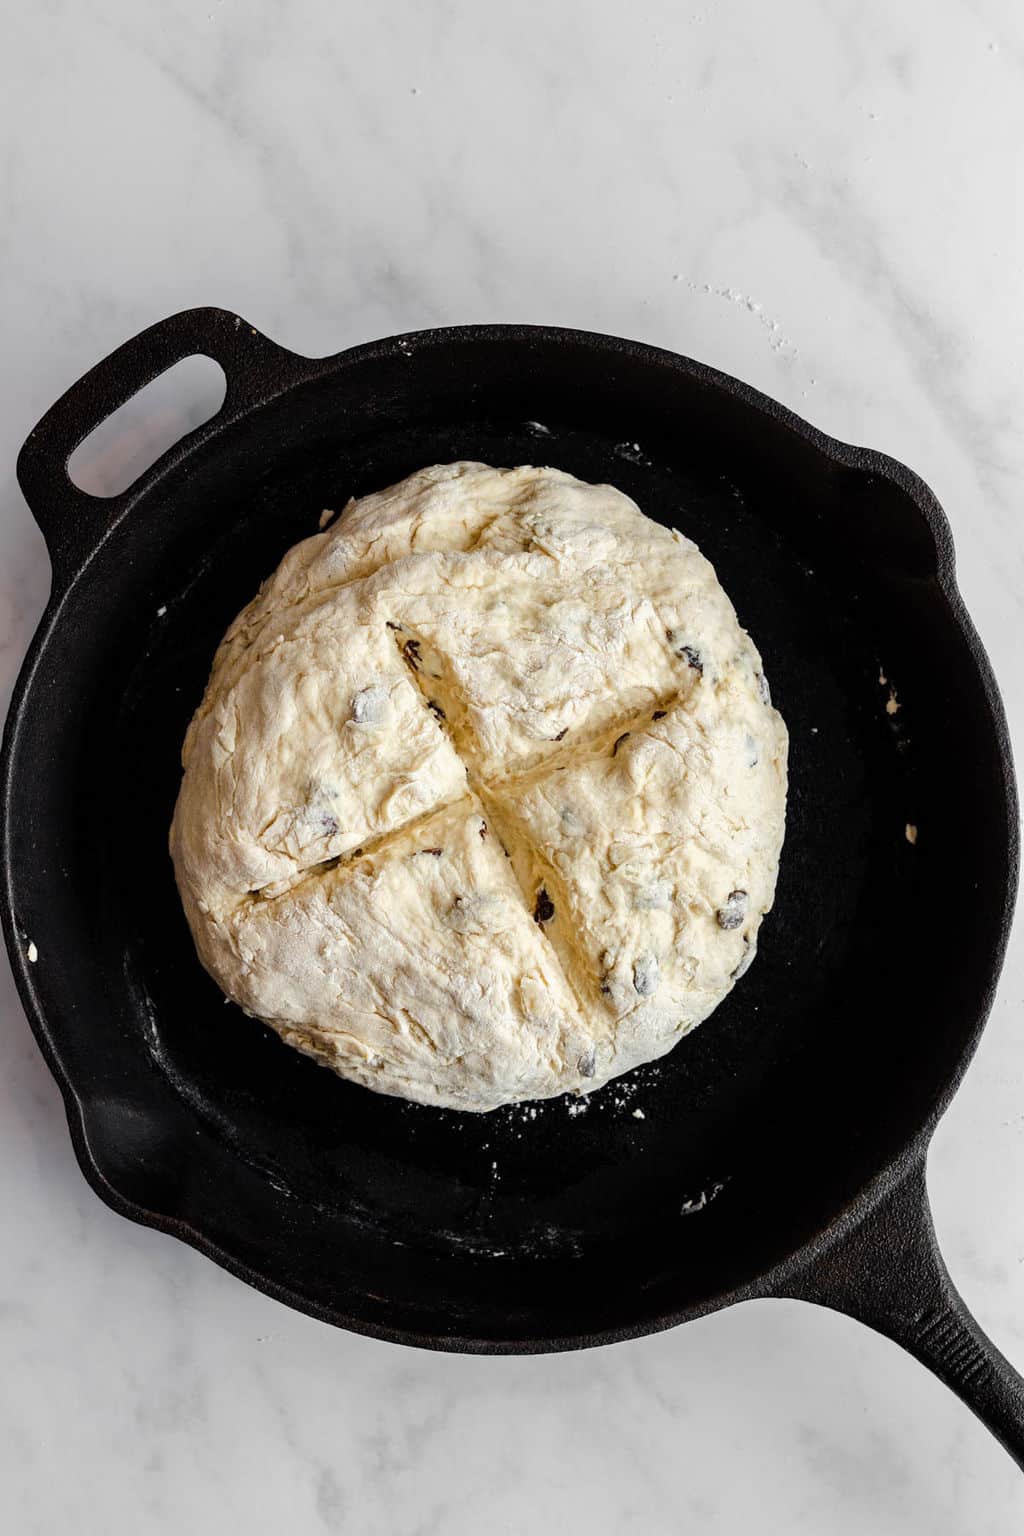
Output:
[
  {"xmin": 567, "ymin": 1099, "xmax": 589, "ymax": 1117},
  {"xmin": 905, "ymin": 823, "xmax": 918, "ymax": 845},
  {"xmin": 614, "ymin": 440, "xmax": 653, "ymax": 467},
  {"xmin": 26, "ymin": 941, "xmax": 38, "ymax": 964},
  {"xmin": 878, "ymin": 669, "xmax": 887, "ymax": 685},
  {"xmin": 156, "ymin": 605, "xmax": 167, "ymax": 617},
  {"xmin": 688, "ymin": 281, "xmax": 797, "ymax": 356},
  {"xmin": 681, "ymin": 1180, "xmax": 726, "ymax": 1216},
  {"xmin": 632, "ymin": 1108, "xmax": 645, "ymax": 1120},
  {"xmin": 886, "ymin": 689, "xmax": 900, "ymax": 715}
]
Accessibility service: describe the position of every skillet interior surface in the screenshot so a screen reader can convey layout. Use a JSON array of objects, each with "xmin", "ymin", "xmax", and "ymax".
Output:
[{"xmin": 3, "ymin": 329, "xmax": 1014, "ymax": 1347}]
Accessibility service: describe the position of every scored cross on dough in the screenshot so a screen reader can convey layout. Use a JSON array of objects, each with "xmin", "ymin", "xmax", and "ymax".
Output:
[{"xmin": 170, "ymin": 462, "xmax": 788, "ymax": 1111}]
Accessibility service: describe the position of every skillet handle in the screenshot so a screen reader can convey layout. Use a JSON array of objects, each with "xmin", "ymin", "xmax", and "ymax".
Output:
[
  {"xmin": 773, "ymin": 1156, "xmax": 1024, "ymax": 1471},
  {"xmin": 16, "ymin": 307, "xmax": 307, "ymax": 588}
]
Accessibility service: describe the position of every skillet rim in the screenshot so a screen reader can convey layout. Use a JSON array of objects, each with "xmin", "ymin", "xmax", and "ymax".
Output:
[{"xmin": 1, "ymin": 317, "xmax": 1018, "ymax": 1350}]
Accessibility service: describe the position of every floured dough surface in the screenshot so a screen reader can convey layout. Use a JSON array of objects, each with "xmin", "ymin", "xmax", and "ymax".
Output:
[{"xmin": 171, "ymin": 462, "xmax": 788, "ymax": 1111}]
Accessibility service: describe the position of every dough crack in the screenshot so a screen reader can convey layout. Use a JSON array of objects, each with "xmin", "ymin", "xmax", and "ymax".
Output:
[
  {"xmin": 493, "ymin": 693, "xmax": 685, "ymax": 789},
  {"xmin": 241, "ymin": 793, "xmax": 476, "ymax": 907},
  {"xmin": 476, "ymin": 789, "xmax": 603, "ymax": 1025},
  {"xmin": 191, "ymin": 564, "xmax": 389, "ymax": 730}
]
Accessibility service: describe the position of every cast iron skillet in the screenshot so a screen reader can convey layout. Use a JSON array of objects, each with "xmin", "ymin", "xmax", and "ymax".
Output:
[{"xmin": 2, "ymin": 308, "xmax": 1022, "ymax": 1462}]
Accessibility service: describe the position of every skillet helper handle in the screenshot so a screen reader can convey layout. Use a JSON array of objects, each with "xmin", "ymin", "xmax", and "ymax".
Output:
[
  {"xmin": 776, "ymin": 1157, "xmax": 1024, "ymax": 1471},
  {"xmin": 16, "ymin": 307, "xmax": 298, "ymax": 587}
]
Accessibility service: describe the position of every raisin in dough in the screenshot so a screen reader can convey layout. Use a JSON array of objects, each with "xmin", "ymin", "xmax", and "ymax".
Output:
[{"xmin": 170, "ymin": 462, "xmax": 788, "ymax": 1111}]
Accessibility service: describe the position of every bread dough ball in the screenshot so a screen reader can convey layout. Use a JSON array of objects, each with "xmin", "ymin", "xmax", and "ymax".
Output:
[{"xmin": 170, "ymin": 463, "xmax": 788, "ymax": 1111}]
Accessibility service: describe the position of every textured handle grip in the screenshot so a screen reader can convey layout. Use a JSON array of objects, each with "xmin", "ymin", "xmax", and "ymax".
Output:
[
  {"xmin": 775, "ymin": 1156, "xmax": 1024, "ymax": 1471},
  {"xmin": 16, "ymin": 307, "xmax": 307, "ymax": 586}
]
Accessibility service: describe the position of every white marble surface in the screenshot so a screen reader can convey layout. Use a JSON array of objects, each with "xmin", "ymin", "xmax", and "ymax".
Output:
[{"xmin": 3, "ymin": 1, "xmax": 1024, "ymax": 1529}]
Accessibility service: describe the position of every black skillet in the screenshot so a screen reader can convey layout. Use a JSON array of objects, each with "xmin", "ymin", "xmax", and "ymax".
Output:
[{"xmin": 2, "ymin": 308, "xmax": 1022, "ymax": 1463}]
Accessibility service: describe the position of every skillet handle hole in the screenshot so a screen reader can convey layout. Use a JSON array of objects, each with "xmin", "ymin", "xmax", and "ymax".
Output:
[{"xmin": 67, "ymin": 355, "xmax": 226, "ymax": 499}]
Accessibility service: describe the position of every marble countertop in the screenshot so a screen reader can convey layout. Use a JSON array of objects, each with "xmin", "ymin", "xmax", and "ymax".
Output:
[{"xmin": 3, "ymin": 2, "xmax": 1024, "ymax": 1530}]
